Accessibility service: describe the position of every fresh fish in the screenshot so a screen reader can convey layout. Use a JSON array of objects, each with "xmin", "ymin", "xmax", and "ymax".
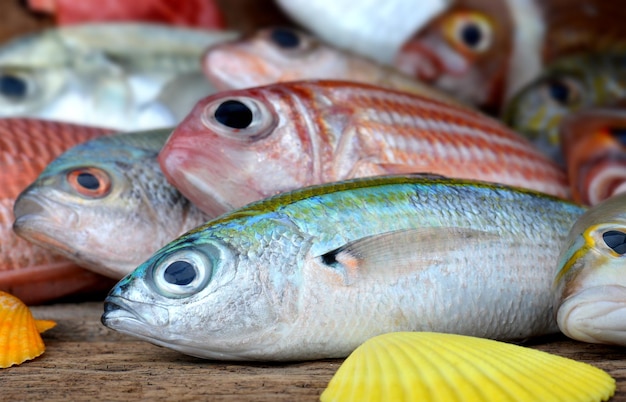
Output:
[
  {"xmin": 560, "ymin": 105, "xmax": 626, "ymax": 205},
  {"xmin": 503, "ymin": 53, "xmax": 626, "ymax": 162},
  {"xmin": 0, "ymin": 23, "xmax": 237, "ymax": 130},
  {"xmin": 158, "ymin": 80, "xmax": 569, "ymax": 217},
  {"xmin": 395, "ymin": 0, "xmax": 626, "ymax": 112},
  {"xmin": 0, "ymin": 118, "xmax": 115, "ymax": 305},
  {"xmin": 275, "ymin": 0, "xmax": 451, "ymax": 64},
  {"xmin": 26, "ymin": 0, "xmax": 225, "ymax": 29},
  {"xmin": 554, "ymin": 192, "xmax": 626, "ymax": 346},
  {"xmin": 102, "ymin": 175, "xmax": 585, "ymax": 361},
  {"xmin": 394, "ymin": 0, "xmax": 513, "ymax": 112},
  {"xmin": 13, "ymin": 128, "xmax": 210, "ymax": 279},
  {"xmin": 202, "ymin": 26, "xmax": 460, "ymax": 105}
]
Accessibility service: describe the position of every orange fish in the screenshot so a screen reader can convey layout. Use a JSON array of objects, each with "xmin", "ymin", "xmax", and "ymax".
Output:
[
  {"xmin": 203, "ymin": 26, "xmax": 459, "ymax": 105},
  {"xmin": 560, "ymin": 106, "xmax": 626, "ymax": 205},
  {"xmin": 395, "ymin": 0, "xmax": 626, "ymax": 112},
  {"xmin": 158, "ymin": 80, "xmax": 569, "ymax": 217},
  {"xmin": 0, "ymin": 118, "xmax": 115, "ymax": 305}
]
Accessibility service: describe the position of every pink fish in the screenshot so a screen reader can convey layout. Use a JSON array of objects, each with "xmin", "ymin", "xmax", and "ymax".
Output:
[
  {"xmin": 0, "ymin": 118, "xmax": 115, "ymax": 304},
  {"xmin": 27, "ymin": 0, "xmax": 225, "ymax": 29},
  {"xmin": 560, "ymin": 106, "xmax": 626, "ymax": 206},
  {"xmin": 203, "ymin": 26, "xmax": 460, "ymax": 105},
  {"xmin": 159, "ymin": 80, "xmax": 569, "ymax": 217}
]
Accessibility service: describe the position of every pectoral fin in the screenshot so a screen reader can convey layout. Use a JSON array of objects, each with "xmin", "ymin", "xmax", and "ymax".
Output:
[{"xmin": 318, "ymin": 227, "xmax": 500, "ymax": 286}]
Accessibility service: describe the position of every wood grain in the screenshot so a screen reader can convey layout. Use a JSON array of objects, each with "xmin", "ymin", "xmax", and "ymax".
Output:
[{"xmin": 0, "ymin": 302, "xmax": 625, "ymax": 401}]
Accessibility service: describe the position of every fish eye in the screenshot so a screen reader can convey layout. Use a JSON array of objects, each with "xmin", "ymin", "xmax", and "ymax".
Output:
[
  {"xmin": 66, "ymin": 167, "xmax": 112, "ymax": 198},
  {"xmin": 444, "ymin": 11, "xmax": 493, "ymax": 54},
  {"xmin": 609, "ymin": 127, "xmax": 626, "ymax": 147},
  {"xmin": 153, "ymin": 249, "xmax": 213, "ymax": 297},
  {"xmin": 201, "ymin": 96, "xmax": 278, "ymax": 141},
  {"xmin": 269, "ymin": 27, "xmax": 301, "ymax": 48},
  {"xmin": 214, "ymin": 100, "xmax": 253, "ymax": 129},
  {"xmin": 544, "ymin": 77, "xmax": 581, "ymax": 107},
  {"xmin": 603, "ymin": 230, "xmax": 626, "ymax": 255},
  {"xmin": 0, "ymin": 73, "xmax": 28, "ymax": 99}
]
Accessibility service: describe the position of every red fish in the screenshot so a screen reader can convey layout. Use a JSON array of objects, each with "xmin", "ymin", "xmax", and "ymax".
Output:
[
  {"xmin": 560, "ymin": 106, "xmax": 626, "ymax": 206},
  {"xmin": 395, "ymin": 0, "xmax": 626, "ymax": 113},
  {"xmin": 27, "ymin": 0, "xmax": 225, "ymax": 29},
  {"xmin": 0, "ymin": 118, "xmax": 115, "ymax": 304},
  {"xmin": 159, "ymin": 80, "xmax": 569, "ymax": 217}
]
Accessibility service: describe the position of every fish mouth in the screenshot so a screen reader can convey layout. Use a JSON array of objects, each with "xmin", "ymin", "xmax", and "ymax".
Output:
[
  {"xmin": 13, "ymin": 193, "xmax": 79, "ymax": 252},
  {"xmin": 102, "ymin": 295, "xmax": 170, "ymax": 329},
  {"xmin": 395, "ymin": 40, "xmax": 444, "ymax": 82}
]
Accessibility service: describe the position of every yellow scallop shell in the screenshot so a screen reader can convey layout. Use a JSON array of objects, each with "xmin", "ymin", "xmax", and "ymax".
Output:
[
  {"xmin": 0, "ymin": 291, "xmax": 56, "ymax": 368},
  {"xmin": 321, "ymin": 332, "xmax": 615, "ymax": 402}
]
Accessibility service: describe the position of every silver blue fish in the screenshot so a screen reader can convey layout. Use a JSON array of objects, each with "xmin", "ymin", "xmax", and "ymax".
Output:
[
  {"xmin": 0, "ymin": 23, "xmax": 238, "ymax": 130},
  {"xmin": 102, "ymin": 175, "xmax": 584, "ymax": 361}
]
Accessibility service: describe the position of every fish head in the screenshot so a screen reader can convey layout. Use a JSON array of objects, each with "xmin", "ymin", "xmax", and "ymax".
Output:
[
  {"xmin": 554, "ymin": 193, "xmax": 626, "ymax": 345},
  {"xmin": 505, "ymin": 54, "xmax": 626, "ymax": 161},
  {"xmin": 394, "ymin": 0, "xmax": 511, "ymax": 110},
  {"xmin": 159, "ymin": 83, "xmax": 318, "ymax": 216},
  {"xmin": 560, "ymin": 106, "xmax": 626, "ymax": 205},
  {"xmin": 102, "ymin": 214, "xmax": 305, "ymax": 360},
  {"xmin": 0, "ymin": 65, "xmax": 69, "ymax": 116},
  {"xmin": 204, "ymin": 27, "xmax": 343, "ymax": 90},
  {"xmin": 13, "ymin": 129, "xmax": 203, "ymax": 278}
]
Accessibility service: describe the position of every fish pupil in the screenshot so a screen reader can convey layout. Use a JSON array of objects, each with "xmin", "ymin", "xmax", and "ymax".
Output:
[
  {"xmin": 77, "ymin": 172, "xmax": 100, "ymax": 190},
  {"xmin": 603, "ymin": 230, "xmax": 626, "ymax": 255},
  {"xmin": 609, "ymin": 127, "xmax": 626, "ymax": 147},
  {"xmin": 0, "ymin": 74, "xmax": 27, "ymax": 98},
  {"xmin": 270, "ymin": 28, "xmax": 300, "ymax": 48},
  {"xmin": 214, "ymin": 100, "xmax": 253, "ymax": 129},
  {"xmin": 461, "ymin": 24, "xmax": 482, "ymax": 48},
  {"xmin": 547, "ymin": 80, "xmax": 571, "ymax": 104},
  {"xmin": 163, "ymin": 260, "xmax": 196, "ymax": 286}
]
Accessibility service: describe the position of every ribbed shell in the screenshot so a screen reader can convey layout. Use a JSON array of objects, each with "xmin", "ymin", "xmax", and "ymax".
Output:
[
  {"xmin": 321, "ymin": 332, "xmax": 615, "ymax": 402},
  {"xmin": 0, "ymin": 291, "xmax": 56, "ymax": 368}
]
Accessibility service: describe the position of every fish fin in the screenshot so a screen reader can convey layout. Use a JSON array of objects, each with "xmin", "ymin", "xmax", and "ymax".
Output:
[{"xmin": 317, "ymin": 227, "xmax": 500, "ymax": 286}]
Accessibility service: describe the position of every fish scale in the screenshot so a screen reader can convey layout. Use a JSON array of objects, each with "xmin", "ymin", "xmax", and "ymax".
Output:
[
  {"xmin": 103, "ymin": 175, "xmax": 585, "ymax": 361},
  {"xmin": 160, "ymin": 80, "xmax": 569, "ymax": 217}
]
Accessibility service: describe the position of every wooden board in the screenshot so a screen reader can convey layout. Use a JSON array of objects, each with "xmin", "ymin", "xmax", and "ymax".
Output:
[{"xmin": 1, "ymin": 302, "xmax": 626, "ymax": 401}]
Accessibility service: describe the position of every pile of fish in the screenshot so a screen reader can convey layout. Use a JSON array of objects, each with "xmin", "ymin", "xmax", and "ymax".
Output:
[{"xmin": 2, "ymin": 0, "xmax": 626, "ymax": 373}]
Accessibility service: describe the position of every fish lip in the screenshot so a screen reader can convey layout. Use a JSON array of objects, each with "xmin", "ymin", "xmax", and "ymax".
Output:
[
  {"xmin": 13, "ymin": 193, "xmax": 79, "ymax": 252},
  {"xmin": 102, "ymin": 295, "xmax": 170, "ymax": 329},
  {"xmin": 395, "ymin": 41, "xmax": 444, "ymax": 82}
]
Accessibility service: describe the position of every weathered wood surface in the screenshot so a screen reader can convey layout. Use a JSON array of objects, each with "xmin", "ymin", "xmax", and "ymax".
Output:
[{"xmin": 1, "ymin": 302, "xmax": 625, "ymax": 401}]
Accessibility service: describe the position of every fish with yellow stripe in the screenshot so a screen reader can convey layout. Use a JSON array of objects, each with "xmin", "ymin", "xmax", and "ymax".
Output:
[
  {"xmin": 103, "ymin": 174, "xmax": 584, "ymax": 361},
  {"xmin": 554, "ymin": 191, "xmax": 626, "ymax": 346}
]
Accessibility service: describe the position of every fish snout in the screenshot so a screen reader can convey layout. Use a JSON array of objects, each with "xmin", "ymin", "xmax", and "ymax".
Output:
[
  {"xmin": 102, "ymin": 295, "xmax": 170, "ymax": 329},
  {"xmin": 557, "ymin": 285, "xmax": 626, "ymax": 346},
  {"xmin": 395, "ymin": 41, "xmax": 443, "ymax": 82}
]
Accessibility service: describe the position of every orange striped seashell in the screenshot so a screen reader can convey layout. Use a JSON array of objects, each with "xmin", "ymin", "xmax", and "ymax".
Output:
[{"xmin": 0, "ymin": 291, "xmax": 56, "ymax": 368}]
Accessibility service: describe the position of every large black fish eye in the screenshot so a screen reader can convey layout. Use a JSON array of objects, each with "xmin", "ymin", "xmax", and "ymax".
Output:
[
  {"xmin": 270, "ymin": 27, "xmax": 300, "ymax": 48},
  {"xmin": 76, "ymin": 172, "xmax": 100, "ymax": 190},
  {"xmin": 547, "ymin": 79, "xmax": 572, "ymax": 105},
  {"xmin": 0, "ymin": 74, "xmax": 27, "ymax": 98},
  {"xmin": 214, "ymin": 100, "xmax": 253, "ymax": 129},
  {"xmin": 163, "ymin": 260, "xmax": 197, "ymax": 286},
  {"xmin": 609, "ymin": 127, "xmax": 626, "ymax": 147},
  {"xmin": 461, "ymin": 23, "xmax": 483, "ymax": 48},
  {"xmin": 603, "ymin": 230, "xmax": 626, "ymax": 255}
]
